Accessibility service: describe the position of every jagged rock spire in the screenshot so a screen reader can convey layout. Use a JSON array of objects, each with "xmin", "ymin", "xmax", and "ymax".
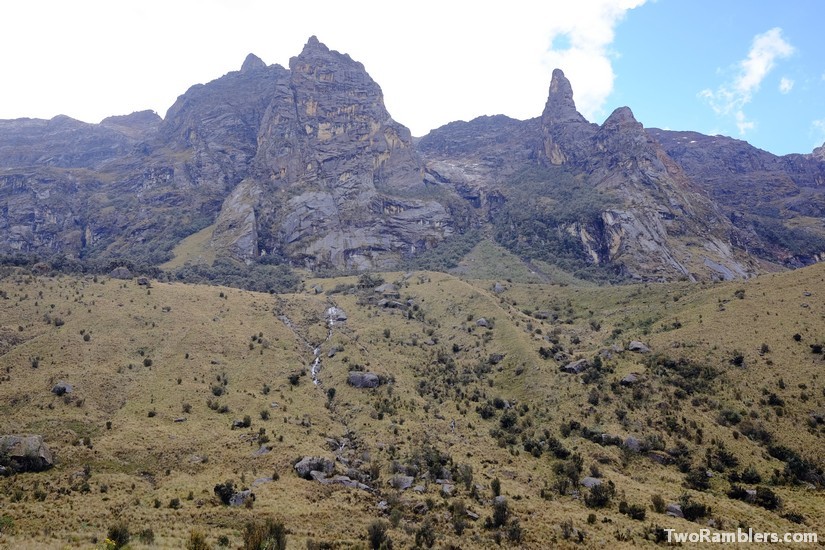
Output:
[{"xmin": 542, "ymin": 69, "xmax": 589, "ymax": 125}]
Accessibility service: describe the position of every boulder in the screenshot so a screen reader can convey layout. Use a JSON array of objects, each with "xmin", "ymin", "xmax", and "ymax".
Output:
[
  {"xmin": 108, "ymin": 266, "xmax": 132, "ymax": 279},
  {"xmin": 627, "ymin": 341, "xmax": 651, "ymax": 353},
  {"xmin": 561, "ymin": 358, "xmax": 589, "ymax": 374},
  {"xmin": 666, "ymin": 503, "xmax": 684, "ymax": 518},
  {"xmin": 51, "ymin": 381, "xmax": 73, "ymax": 395},
  {"xmin": 441, "ymin": 483, "xmax": 455, "ymax": 496},
  {"xmin": 476, "ymin": 318, "xmax": 489, "ymax": 328},
  {"xmin": 0, "ymin": 435, "xmax": 54, "ymax": 472},
  {"xmin": 580, "ymin": 476, "xmax": 602, "ymax": 489},
  {"xmin": 348, "ymin": 371, "xmax": 380, "ymax": 389},
  {"xmin": 648, "ymin": 451, "xmax": 674, "ymax": 465},
  {"xmin": 229, "ymin": 489, "xmax": 255, "ymax": 507},
  {"xmin": 389, "ymin": 474, "xmax": 415, "ymax": 490},
  {"xmin": 326, "ymin": 307, "xmax": 347, "ymax": 322},
  {"xmin": 488, "ymin": 353, "xmax": 505, "ymax": 365},
  {"xmin": 623, "ymin": 436, "xmax": 641, "ymax": 452},
  {"xmin": 493, "ymin": 282, "xmax": 505, "ymax": 294},
  {"xmin": 136, "ymin": 277, "xmax": 151, "ymax": 286},
  {"xmin": 294, "ymin": 456, "xmax": 335, "ymax": 479},
  {"xmin": 620, "ymin": 373, "xmax": 641, "ymax": 386}
]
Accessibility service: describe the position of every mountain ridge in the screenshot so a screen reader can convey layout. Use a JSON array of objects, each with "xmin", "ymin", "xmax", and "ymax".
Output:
[{"xmin": 0, "ymin": 37, "xmax": 823, "ymax": 282}]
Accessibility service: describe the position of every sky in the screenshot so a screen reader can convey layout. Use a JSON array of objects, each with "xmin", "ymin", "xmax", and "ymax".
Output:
[{"xmin": 1, "ymin": 0, "xmax": 823, "ymax": 155}]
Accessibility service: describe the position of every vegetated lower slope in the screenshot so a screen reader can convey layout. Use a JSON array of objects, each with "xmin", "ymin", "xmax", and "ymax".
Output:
[{"xmin": 0, "ymin": 265, "xmax": 823, "ymax": 548}]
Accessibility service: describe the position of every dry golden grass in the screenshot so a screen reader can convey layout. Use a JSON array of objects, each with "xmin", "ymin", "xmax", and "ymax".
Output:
[{"xmin": 0, "ymin": 266, "xmax": 823, "ymax": 548}]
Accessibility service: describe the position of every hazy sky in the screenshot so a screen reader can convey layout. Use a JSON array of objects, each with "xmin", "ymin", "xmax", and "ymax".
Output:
[{"xmin": 1, "ymin": 0, "xmax": 823, "ymax": 155}]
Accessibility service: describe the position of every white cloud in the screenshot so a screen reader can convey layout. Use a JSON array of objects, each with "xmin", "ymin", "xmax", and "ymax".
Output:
[
  {"xmin": 699, "ymin": 27, "xmax": 794, "ymax": 135},
  {"xmin": 779, "ymin": 77, "xmax": 794, "ymax": 94},
  {"xmin": 0, "ymin": 0, "xmax": 647, "ymax": 135}
]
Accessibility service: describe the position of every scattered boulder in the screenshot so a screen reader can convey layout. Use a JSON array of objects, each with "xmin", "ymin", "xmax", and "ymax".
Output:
[
  {"xmin": 488, "ymin": 353, "xmax": 505, "ymax": 365},
  {"xmin": 467, "ymin": 510, "xmax": 480, "ymax": 521},
  {"xmin": 623, "ymin": 436, "xmax": 641, "ymax": 453},
  {"xmin": 51, "ymin": 381, "xmax": 73, "ymax": 396},
  {"xmin": 348, "ymin": 371, "xmax": 380, "ymax": 389},
  {"xmin": 0, "ymin": 435, "xmax": 54, "ymax": 472},
  {"xmin": 648, "ymin": 451, "xmax": 674, "ymax": 466},
  {"xmin": 108, "ymin": 266, "xmax": 132, "ymax": 279},
  {"xmin": 312, "ymin": 284, "xmax": 324, "ymax": 294},
  {"xmin": 620, "ymin": 373, "xmax": 641, "ymax": 386},
  {"xmin": 493, "ymin": 282, "xmax": 505, "ymax": 294},
  {"xmin": 389, "ymin": 474, "xmax": 415, "ymax": 490},
  {"xmin": 476, "ymin": 318, "xmax": 489, "ymax": 328},
  {"xmin": 666, "ymin": 503, "xmax": 684, "ymax": 518},
  {"xmin": 253, "ymin": 445, "xmax": 270, "ymax": 457},
  {"xmin": 627, "ymin": 341, "xmax": 651, "ymax": 353},
  {"xmin": 327, "ymin": 346, "xmax": 340, "ymax": 358},
  {"xmin": 136, "ymin": 277, "xmax": 151, "ymax": 286},
  {"xmin": 561, "ymin": 358, "xmax": 589, "ymax": 374},
  {"xmin": 294, "ymin": 456, "xmax": 335, "ymax": 479},
  {"xmin": 326, "ymin": 307, "xmax": 347, "ymax": 322},
  {"xmin": 229, "ymin": 489, "xmax": 255, "ymax": 507},
  {"xmin": 580, "ymin": 476, "xmax": 602, "ymax": 489},
  {"xmin": 413, "ymin": 485, "xmax": 426, "ymax": 493},
  {"xmin": 441, "ymin": 483, "xmax": 455, "ymax": 496}
]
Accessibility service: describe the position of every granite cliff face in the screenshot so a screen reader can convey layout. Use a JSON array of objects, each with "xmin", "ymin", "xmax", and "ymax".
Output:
[
  {"xmin": 421, "ymin": 70, "xmax": 756, "ymax": 281},
  {"xmin": 0, "ymin": 39, "xmax": 823, "ymax": 280},
  {"xmin": 211, "ymin": 37, "xmax": 451, "ymax": 270}
]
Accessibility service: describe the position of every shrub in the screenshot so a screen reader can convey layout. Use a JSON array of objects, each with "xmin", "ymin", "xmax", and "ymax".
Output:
[
  {"xmin": 106, "ymin": 522, "xmax": 131, "ymax": 549},
  {"xmin": 584, "ymin": 482, "xmax": 614, "ymax": 509},
  {"xmin": 138, "ymin": 528, "xmax": 155, "ymax": 544},
  {"xmin": 685, "ymin": 467, "xmax": 710, "ymax": 491},
  {"xmin": 507, "ymin": 518, "xmax": 524, "ymax": 543},
  {"xmin": 493, "ymin": 498, "xmax": 510, "ymax": 527},
  {"xmin": 186, "ymin": 530, "xmax": 210, "ymax": 550},
  {"xmin": 754, "ymin": 486, "xmax": 781, "ymax": 510},
  {"xmin": 367, "ymin": 520, "xmax": 391, "ymax": 550},
  {"xmin": 214, "ymin": 481, "xmax": 235, "ymax": 505},
  {"xmin": 491, "ymin": 477, "xmax": 501, "ymax": 497},
  {"xmin": 414, "ymin": 518, "xmax": 436, "ymax": 548},
  {"xmin": 741, "ymin": 465, "xmax": 762, "ymax": 484},
  {"xmin": 0, "ymin": 516, "xmax": 15, "ymax": 534},
  {"xmin": 169, "ymin": 497, "xmax": 181, "ymax": 509},
  {"xmin": 243, "ymin": 518, "xmax": 287, "ymax": 550},
  {"xmin": 651, "ymin": 493, "xmax": 666, "ymax": 514},
  {"xmin": 679, "ymin": 495, "xmax": 710, "ymax": 522}
]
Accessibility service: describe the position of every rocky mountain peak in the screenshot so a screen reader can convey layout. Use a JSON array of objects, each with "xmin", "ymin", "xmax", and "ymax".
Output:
[
  {"xmin": 542, "ymin": 69, "xmax": 589, "ymax": 125},
  {"xmin": 601, "ymin": 106, "xmax": 642, "ymax": 133},
  {"xmin": 240, "ymin": 53, "xmax": 266, "ymax": 73},
  {"xmin": 540, "ymin": 69, "xmax": 597, "ymax": 165}
]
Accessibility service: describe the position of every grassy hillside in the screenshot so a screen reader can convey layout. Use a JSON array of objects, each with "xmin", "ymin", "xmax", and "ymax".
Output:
[{"xmin": 0, "ymin": 265, "xmax": 823, "ymax": 548}]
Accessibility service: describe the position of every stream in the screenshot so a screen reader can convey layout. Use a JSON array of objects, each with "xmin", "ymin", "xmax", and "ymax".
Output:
[{"xmin": 278, "ymin": 304, "xmax": 343, "ymax": 388}]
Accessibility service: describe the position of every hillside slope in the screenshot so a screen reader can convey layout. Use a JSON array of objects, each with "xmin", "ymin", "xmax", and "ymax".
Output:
[{"xmin": 0, "ymin": 266, "xmax": 823, "ymax": 548}]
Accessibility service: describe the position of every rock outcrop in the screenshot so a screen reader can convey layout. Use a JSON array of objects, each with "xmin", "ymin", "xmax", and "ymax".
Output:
[
  {"xmin": 348, "ymin": 371, "xmax": 380, "ymax": 389},
  {"xmin": 208, "ymin": 37, "xmax": 453, "ymax": 270},
  {"xmin": 0, "ymin": 435, "xmax": 54, "ymax": 472},
  {"xmin": 294, "ymin": 456, "xmax": 335, "ymax": 479}
]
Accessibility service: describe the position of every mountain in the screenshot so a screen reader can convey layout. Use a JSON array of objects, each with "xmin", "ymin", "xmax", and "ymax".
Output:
[{"xmin": 0, "ymin": 37, "xmax": 824, "ymax": 282}]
